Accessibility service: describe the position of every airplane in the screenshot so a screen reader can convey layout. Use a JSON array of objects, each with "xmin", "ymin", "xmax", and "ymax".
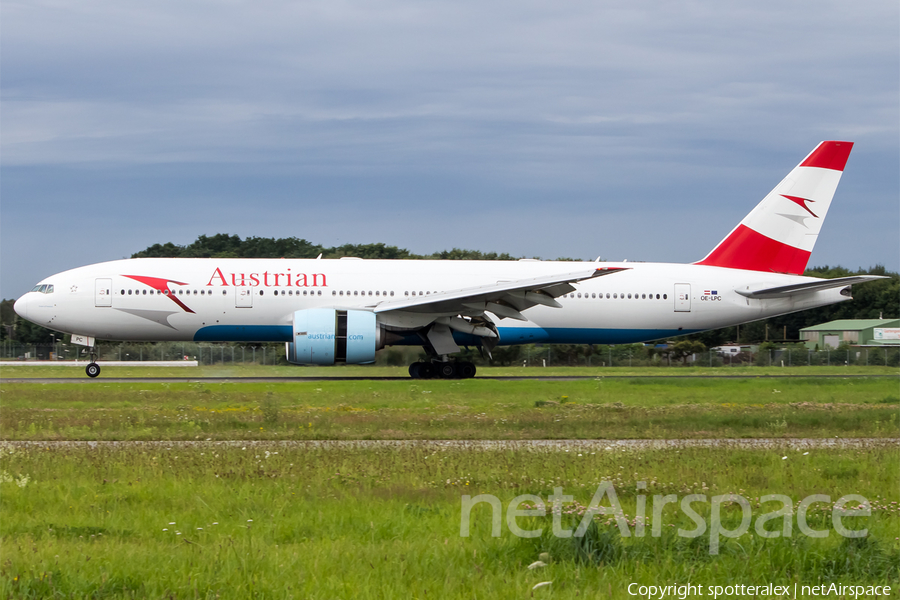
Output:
[{"xmin": 13, "ymin": 141, "xmax": 886, "ymax": 379}]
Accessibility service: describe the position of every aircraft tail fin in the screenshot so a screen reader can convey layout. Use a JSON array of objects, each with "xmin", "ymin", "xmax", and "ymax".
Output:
[{"xmin": 695, "ymin": 141, "xmax": 853, "ymax": 275}]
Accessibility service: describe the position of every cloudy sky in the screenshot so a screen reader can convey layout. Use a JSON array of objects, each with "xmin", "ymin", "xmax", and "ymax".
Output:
[{"xmin": 2, "ymin": 0, "xmax": 897, "ymax": 298}]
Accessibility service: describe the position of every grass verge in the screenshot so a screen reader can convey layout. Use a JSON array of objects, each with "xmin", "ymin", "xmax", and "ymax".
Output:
[
  {"xmin": 1, "ymin": 377, "xmax": 898, "ymax": 440},
  {"xmin": 1, "ymin": 443, "xmax": 898, "ymax": 599}
]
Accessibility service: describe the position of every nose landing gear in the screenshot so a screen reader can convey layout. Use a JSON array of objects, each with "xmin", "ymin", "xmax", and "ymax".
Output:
[{"xmin": 85, "ymin": 348, "xmax": 100, "ymax": 378}]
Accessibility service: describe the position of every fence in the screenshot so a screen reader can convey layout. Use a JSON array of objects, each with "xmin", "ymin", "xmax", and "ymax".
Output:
[
  {"xmin": 0, "ymin": 341, "xmax": 284, "ymax": 366},
  {"xmin": 2, "ymin": 341, "xmax": 897, "ymax": 368}
]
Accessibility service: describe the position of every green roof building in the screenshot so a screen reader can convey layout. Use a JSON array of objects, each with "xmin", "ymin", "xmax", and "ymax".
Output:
[{"xmin": 800, "ymin": 319, "xmax": 900, "ymax": 349}]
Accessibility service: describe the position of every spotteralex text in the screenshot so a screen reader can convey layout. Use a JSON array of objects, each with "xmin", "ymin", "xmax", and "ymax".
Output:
[{"xmin": 627, "ymin": 583, "xmax": 892, "ymax": 599}]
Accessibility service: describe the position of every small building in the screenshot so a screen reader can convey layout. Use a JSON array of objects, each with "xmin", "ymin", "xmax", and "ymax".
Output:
[{"xmin": 800, "ymin": 319, "xmax": 900, "ymax": 349}]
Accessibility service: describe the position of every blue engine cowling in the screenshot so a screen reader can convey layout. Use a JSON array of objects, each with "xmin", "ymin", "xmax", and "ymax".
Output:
[{"xmin": 285, "ymin": 309, "xmax": 380, "ymax": 365}]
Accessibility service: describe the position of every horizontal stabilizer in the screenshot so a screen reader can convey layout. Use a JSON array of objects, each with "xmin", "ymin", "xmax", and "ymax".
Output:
[{"xmin": 735, "ymin": 275, "xmax": 887, "ymax": 299}]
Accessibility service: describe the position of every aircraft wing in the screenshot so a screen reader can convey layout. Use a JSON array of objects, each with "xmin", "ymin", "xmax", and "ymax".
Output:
[
  {"xmin": 735, "ymin": 275, "xmax": 888, "ymax": 299},
  {"xmin": 373, "ymin": 266, "xmax": 628, "ymax": 320}
]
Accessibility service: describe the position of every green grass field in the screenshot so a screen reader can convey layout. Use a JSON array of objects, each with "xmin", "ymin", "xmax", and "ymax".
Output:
[
  {"xmin": 1, "ymin": 367, "xmax": 898, "ymax": 441},
  {"xmin": 1, "ymin": 368, "xmax": 898, "ymax": 598},
  {"xmin": 2, "ymin": 442, "xmax": 898, "ymax": 598}
]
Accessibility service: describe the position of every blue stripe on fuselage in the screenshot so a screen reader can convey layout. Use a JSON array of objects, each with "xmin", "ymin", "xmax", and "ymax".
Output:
[
  {"xmin": 194, "ymin": 325, "xmax": 292, "ymax": 342},
  {"xmin": 193, "ymin": 324, "xmax": 699, "ymax": 345},
  {"xmin": 496, "ymin": 327, "xmax": 699, "ymax": 345}
]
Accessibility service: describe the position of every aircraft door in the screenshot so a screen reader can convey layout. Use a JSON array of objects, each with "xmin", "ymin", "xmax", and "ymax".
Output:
[
  {"xmin": 236, "ymin": 288, "xmax": 253, "ymax": 308},
  {"xmin": 95, "ymin": 279, "xmax": 112, "ymax": 307},
  {"xmin": 674, "ymin": 283, "xmax": 691, "ymax": 312}
]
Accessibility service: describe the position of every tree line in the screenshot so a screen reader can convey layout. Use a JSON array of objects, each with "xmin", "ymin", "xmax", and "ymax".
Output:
[
  {"xmin": 132, "ymin": 234, "xmax": 524, "ymax": 262},
  {"xmin": 3, "ymin": 234, "xmax": 897, "ymax": 346}
]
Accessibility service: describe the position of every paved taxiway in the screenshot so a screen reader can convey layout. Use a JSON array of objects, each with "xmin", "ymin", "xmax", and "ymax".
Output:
[{"xmin": 2, "ymin": 374, "xmax": 895, "ymax": 384}]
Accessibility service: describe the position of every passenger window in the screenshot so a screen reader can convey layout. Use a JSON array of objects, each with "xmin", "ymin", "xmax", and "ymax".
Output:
[
  {"xmin": 663, "ymin": 294, "xmax": 667, "ymax": 299},
  {"xmin": 390, "ymin": 291, "xmax": 394, "ymax": 296},
  {"xmin": 128, "ymin": 290, "xmax": 133, "ymax": 295}
]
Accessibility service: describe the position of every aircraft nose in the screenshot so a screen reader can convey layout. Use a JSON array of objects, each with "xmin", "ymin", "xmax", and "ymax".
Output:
[{"xmin": 14, "ymin": 294, "xmax": 29, "ymax": 320}]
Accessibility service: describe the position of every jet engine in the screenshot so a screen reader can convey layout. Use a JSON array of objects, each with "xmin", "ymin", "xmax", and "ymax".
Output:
[{"xmin": 285, "ymin": 308, "xmax": 382, "ymax": 365}]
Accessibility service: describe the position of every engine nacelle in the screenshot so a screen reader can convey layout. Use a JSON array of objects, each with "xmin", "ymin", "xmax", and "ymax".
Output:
[{"xmin": 285, "ymin": 309, "xmax": 381, "ymax": 365}]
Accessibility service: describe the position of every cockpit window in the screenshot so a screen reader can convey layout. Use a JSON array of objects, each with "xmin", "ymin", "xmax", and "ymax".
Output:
[{"xmin": 31, "ymin": 284, "xmax": 54, "ymax": 294}]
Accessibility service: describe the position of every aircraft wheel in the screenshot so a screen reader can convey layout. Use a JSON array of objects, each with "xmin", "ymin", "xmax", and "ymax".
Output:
[
  {"xmin": 419, "ymin": 362, "xmax": 435, "ymax": 379},
  {"xmin": 408, "ymin": 363, "xmax": 422, "ymax": 379},
  {"xmin": 439, "ymin": 363, "xmax": 455, "ymax": 379},
  {"xmin": 86, "ymin": 363, "xmax": 101, "ymax": 378},
  {"xmin": 459, "ymin": 362, "xmax": 476, "ymax": 379}
]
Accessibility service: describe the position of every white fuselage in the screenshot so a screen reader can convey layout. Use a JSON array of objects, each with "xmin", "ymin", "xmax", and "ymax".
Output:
[{"xmin": 14, "ymin": 257, "xmax": 849, "ymax": 346}]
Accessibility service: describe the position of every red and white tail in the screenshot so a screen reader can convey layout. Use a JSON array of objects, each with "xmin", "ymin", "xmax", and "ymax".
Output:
[{"xmin": 696, "ymin": 141, "xmax": 853, "ymax": 275}]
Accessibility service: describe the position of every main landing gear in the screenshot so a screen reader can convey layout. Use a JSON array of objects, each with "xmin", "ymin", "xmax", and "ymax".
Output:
[
  {"xmin": 85, "ymin": 348, "xmax": 101, "ymax": 378},
  {"xmin": 408, "ymin": 360, "xmax": 476, "ymax": 379}
]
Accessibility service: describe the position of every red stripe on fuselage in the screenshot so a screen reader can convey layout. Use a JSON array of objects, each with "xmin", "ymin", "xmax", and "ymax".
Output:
[
  {"xmin": 695, "ymin": 225, "xmax": 811, "ymax": 274},
  {"xmin": 123, "ymin": 274, "xmax": 195, "ymax": 313},
  {"xmin": 800, "ymin": 141, "xmax": 853, "ymax": 171}
]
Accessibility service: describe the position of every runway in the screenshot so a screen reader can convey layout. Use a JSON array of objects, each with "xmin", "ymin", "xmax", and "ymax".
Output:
[{"xmin": 1, "ymin": 374, "xmax": 895, "ymax": 384}]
